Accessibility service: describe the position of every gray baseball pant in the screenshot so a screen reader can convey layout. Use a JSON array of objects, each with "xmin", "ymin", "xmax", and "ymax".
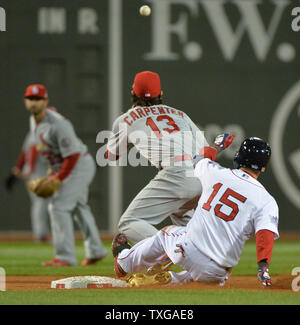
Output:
[
  {"xmin": 48, "ymin": 154, "xmax": 107, "ymax": 265},
  {"xmin": 118, "ymin": 166, "xmax": 202, "ymax": 243}
]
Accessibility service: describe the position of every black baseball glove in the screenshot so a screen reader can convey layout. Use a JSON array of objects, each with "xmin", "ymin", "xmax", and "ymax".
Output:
[{"xmin": 4, "ymin": 173, "xmax": 18, "ymax": 192}]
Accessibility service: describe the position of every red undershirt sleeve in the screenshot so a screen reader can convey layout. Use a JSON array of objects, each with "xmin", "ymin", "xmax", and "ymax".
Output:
[
  {"xmin": 199, "ymin": 146, "xmax": 218, "ymax": 161},
  {"xmin": 28, "ymin": 145, "xmax": 37, "ymax": 174},
  {"xmin": 55, "ymin": 153, "xmax": 81, "ymax": 181},
  {"xmin": 256, "ymin": 229, "xmax": 274, "ymax": 265},
  {"xmin": 16, "ymin": 151, "xmax": 26, "ymax": 170}
]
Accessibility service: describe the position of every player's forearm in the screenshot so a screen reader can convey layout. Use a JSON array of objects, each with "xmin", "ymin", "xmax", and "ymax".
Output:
[
  {"xmin": 199, "ymin": 146, "xmax": 218, "ymax": 161},
  {"xmin": 15, "ymin": 150, "xmax": 26, "ymax": 171},
  {"xmin": 54, "ymin": 152, "xmax": 81, "ymax": 181},
  {"xmin": 256, "ymin": 229, "xmax": 274, "ymax": 266},
  {"xmin": 192, "ymin": 146, "xmax": 218, "ymax": 167},
  {"xmin": 196, "ymin": 142, "xmax": 225, "ymax": 161}
]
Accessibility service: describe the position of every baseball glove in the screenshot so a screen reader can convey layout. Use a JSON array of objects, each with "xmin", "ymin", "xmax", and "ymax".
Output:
[
  {"xmin": 126, "ymin": 272, "xmax": 171, "ymax": 287},
  {"xmin": 27, "ymin": 177, "xmax": 61, "ymax": 198}
]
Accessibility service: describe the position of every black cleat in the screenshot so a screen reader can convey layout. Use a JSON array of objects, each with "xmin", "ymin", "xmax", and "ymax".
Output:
[{"xmin": 112, "ymin": 233, "xmax": 132, "ymax": 257}]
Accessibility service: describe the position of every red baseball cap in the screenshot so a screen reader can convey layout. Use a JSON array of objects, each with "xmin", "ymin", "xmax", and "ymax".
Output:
[
  {"xmin": 132, "ymin": 71, "xmax": 161, "ymax": 98},
  {"xmin": 24, "ymin": 84, "xmax": 48, "ymax": 99}
]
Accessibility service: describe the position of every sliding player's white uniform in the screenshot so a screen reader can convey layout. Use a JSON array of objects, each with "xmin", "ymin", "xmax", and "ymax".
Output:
[{"xmin": 116, "ymin": 158, "xmax": 279, "ymax": 284}]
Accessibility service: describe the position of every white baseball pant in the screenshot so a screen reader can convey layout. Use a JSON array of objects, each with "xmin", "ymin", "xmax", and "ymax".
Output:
[{"xmin": 117, "ymin": 225, "xmax": 231, "ymax": 285}]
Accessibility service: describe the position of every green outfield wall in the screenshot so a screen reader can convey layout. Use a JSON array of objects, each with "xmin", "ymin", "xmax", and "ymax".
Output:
[{"xmin": 0, "ymin": 0, "xmax": 299, "ymax": 233}]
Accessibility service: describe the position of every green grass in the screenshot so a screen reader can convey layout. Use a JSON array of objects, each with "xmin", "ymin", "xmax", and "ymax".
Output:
[
  {"xmin": 1, "ymin": 288, "xmax": 299, "ymax": 305},
  {"xmin": 231, "ymin": 240, "xmax": 300, "ymax": 276},
  {"xmin": 0, "ymin": 241, "xmax": 114, "ymax": 276},
  {"xmin": 0, "ymin": 239, "xmax": 299, "ymax": 305}
]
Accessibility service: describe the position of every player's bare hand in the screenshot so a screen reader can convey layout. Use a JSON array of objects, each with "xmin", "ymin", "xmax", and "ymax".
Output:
[
  {"xmin": 11, "ymin": 167, "xmax": 29, "ymax": 180},
  {"xmin": 39, "ymin": 175, "xmax": 58, "ymax": 187},
  {"xmin": 214, "ymin": 133, "xmax": 235, "ymax": 151},
  {"xmin": 257, "ymin": 266, "xmax": 272, "ymax": 288},
  {"xmin": 47, "ymin": 168, "xmax": 55, "ymax": 176},
  {"xmin": 11, "ymin": 166, "xmax": 21, "ymax": 177}
]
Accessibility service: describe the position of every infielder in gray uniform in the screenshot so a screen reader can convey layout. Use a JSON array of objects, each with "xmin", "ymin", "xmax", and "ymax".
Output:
[
  {"xmin": 24, "ymin": 84, "xmax": 107, "ymax": 266},
  {"xmin": 12, "ymin": 129, "xmax": 50, "ymax": 243},
  {"xmin": 107, "ymin": 71, "xmax": 212, "ymax": 244}
]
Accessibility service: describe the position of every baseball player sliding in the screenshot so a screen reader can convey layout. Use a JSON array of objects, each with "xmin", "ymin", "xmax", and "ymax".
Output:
[
  {"xmin": 24, "ymin": 84, "xmax": 107, "ymax": 266},
  {"xmin": 107, "ymin": 71, "xmax": 215, "ymax": 244},
  {"xmin": 112, "ymin": 136, "xmax": 279, "ymax": 288}
]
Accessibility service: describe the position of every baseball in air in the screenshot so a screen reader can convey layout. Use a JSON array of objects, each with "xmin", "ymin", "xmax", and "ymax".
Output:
[{"xmin": 139, "ymin": 5, "xmax": 151, "ymax": 16}]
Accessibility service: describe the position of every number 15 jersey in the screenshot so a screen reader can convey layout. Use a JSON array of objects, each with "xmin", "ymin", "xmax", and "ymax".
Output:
[
  {"xmin": 187, "ymin": 158, "xmax": 279, "ymax": 268},
  {"xmin": 107, "ymin": 105, "xmax": 208, "ymax": 168}
]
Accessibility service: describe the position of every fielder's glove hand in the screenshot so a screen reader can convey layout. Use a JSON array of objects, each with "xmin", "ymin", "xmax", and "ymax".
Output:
[
  {"xmin": 27, "ymin": 176, "xmax": 61, "ymax": 198},
  {"xmin": 4, "ymin": 174, "xmax": 18, "ymax": 191},
  {"xmin": 257, "ymin": 266, "xmax": 272, "ymax": 287},
  {"xmin": 214, "ymin": 133, "xmax": 235, "ymax": 152}
]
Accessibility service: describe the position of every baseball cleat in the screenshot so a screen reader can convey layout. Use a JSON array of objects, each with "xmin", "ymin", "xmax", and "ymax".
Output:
[
  {"xmin": 114, "ymin": 257, "xmax": 128, "ymax": 278},
  {"xmin": 126, "ymin": 271, "xmax": 172, "ymax": 287},
  {"xmin": 36, "ymin": 235, "xmax": 52, "ymax": 244},
  {"xmin": 146, "ymin": 254, "xmax": 174, "ymax": 275},
  {"xmin": 81, "ymin": 254, "xmax": 107, "ymax": 266},
  {"xmin": 112, "ymin": 233, "xmax": 132, "ymax": 257},
  {"xmin": 112, "ymin": 233, "xmax": 132, "ymax": 277},
  {"xmin": 42, "ymin": 258, "xmax": 71, "ymax": 267}
]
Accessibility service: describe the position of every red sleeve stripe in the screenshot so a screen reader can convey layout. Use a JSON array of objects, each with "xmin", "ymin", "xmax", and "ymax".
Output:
[
  {"xmin": 56, "ymin": 153, "xmax": 81, "ymax": 181},
  {"xmin": 28, "ymin": 145, "xmax": 37, "ymax": 173},
  {"xmin": 16, "ymin": 151, "xmax": 26, "ymax": 170}
]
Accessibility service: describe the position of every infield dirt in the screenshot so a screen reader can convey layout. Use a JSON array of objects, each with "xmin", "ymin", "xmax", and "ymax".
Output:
[{"xmin": 6, "ymin": 275, "xmax": 294, "ymax": 292}]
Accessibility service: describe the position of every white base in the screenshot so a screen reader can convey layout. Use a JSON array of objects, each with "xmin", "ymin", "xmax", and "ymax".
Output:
[{"xmin": 51, "ymin": 276, "xmax": 127, "ymax": 289}]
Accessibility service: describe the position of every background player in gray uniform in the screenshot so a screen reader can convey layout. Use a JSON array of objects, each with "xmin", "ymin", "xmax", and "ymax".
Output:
[
  {"xmin": 11, "ymin": 128, "xmax": 50, "ymax": 243},
  {"xmin": 107, "ymin": 71, "xmax": 213, "ymax": 244},
  {"xmin": 24, "ymin": 84, "xmax": 107, "ymax": 266}
]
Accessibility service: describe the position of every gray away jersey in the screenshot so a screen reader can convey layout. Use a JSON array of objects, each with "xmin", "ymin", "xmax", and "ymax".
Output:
[
  {"xmin": 33, "ymin": 109, "xmax": 87, "ymax": 171},
  {"xmin": 21, "ymin": 131, "xmax": 48, "ymax": 179},
  {"xmin": 107, "ymin": 105, "xmax": 208, "ymax": 168}
]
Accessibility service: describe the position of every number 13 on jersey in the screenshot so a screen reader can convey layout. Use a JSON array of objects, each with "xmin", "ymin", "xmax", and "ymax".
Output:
[
  {"xmin": 146, "ymin": 115, "xmax": 180, "ymax": 138},
  {"xmin": 202, "ymin": 183, "xmax": 247, "ymax": 221}
]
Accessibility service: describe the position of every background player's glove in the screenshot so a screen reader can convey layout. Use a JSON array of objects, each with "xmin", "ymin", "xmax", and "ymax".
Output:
[
  {"xmin": 257, "ymin": 266, "xmax": 272, "ymax": 287},
  {"xmin": 214, "ymin": 133, "xmax": 235, "ymax": 152},
  {"xmin": 27, "ymin": 176, "xmax": 61, "ymax": 198},
  {"xmin": 4, "ymin": 173, "xmax": 18, "ymax": 192}
]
